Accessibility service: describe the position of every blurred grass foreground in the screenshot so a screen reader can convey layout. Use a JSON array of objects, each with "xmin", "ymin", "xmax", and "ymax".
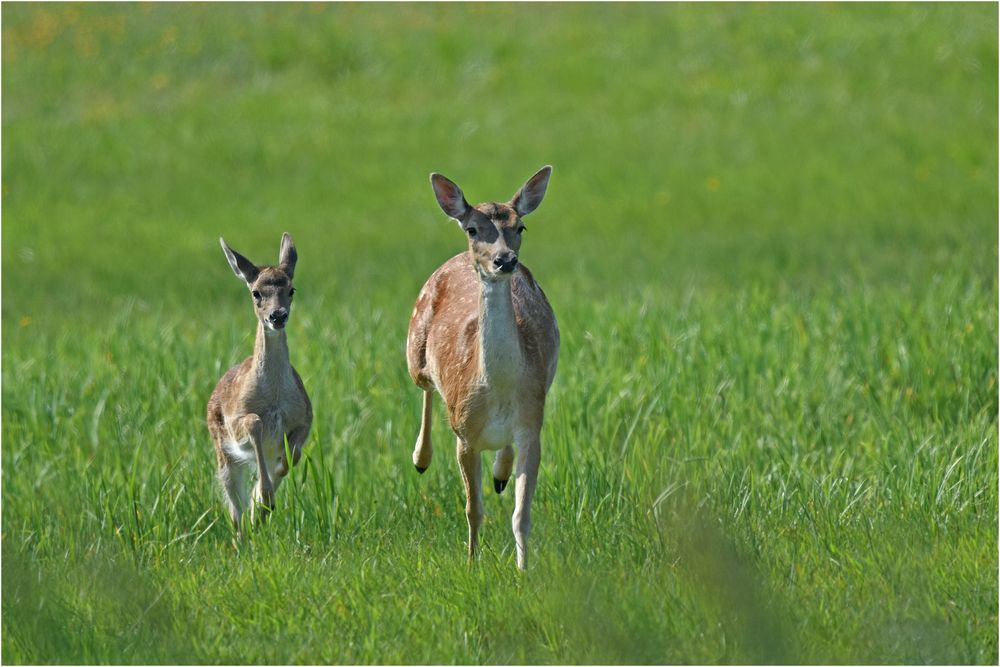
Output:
[{"xmin": 2, "ymin": 3, "xmax": 998, "ymax": 665}]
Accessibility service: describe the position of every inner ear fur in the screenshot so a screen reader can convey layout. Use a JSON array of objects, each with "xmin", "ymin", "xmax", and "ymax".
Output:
[
  {"xmin": 278, "ymin": 232, "xmax": 297, "ymax": 279},
  {"xmin": 430, "ymin": 173, "xmax": 470, "ymax": 221},
  {"xmin": 511, "ymin": 165, "xmax": 552, "ymax": 217},
  {"xmin": 220, "ymin": 238, "xmax": 260, "ymax": 285}
]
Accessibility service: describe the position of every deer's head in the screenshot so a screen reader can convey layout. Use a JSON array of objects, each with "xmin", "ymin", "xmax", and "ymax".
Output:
[
  {"xmin": 430, "ymin": 166, "xmax": 551, "ymax": 281},
  {"xmin": 220, "ymin": 233, "xmax": 298, "ymax": 334}
]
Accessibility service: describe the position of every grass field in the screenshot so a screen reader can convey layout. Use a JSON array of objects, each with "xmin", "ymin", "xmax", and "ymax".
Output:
[{"xmin": 2, "ymin": 3, "xmax": 997, "ymax": 664}]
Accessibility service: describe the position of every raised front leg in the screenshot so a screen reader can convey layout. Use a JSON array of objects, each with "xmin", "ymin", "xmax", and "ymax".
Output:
[
  {"xmin": 493, "ymin": 446, "xmax": 514, "ymax": 494},
  {"xmin": 512, "ymin": 431, "xmax": 541, "ymax": 571},
  {"xmin": 456, "ymin": 437, "xmax": 483, "ymax": 562},
  {"xmin": 275, "ymin": 423, "xmax": 310, "ymax": 479},
  {"xmin": 412, "ymin": 390, "xmax": 434, "ymax": 473},
  {"xmin": 230, "ymin": 413, "xmax": 274, "ymax": 525}
]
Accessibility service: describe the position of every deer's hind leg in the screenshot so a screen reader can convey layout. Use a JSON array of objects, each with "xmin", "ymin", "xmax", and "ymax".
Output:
[
  {"xmin": 493, "ymin": 446, "xmax": 514, "ymax": 494},
  {"xmin": 210, "ymin": 405, "xmax": 250, "ymax": 533},
  {"xmin": 412, "ymin": 390, "xmax": 434, "ymax": 473},
  {"xmin": 218, "ymin": 459, "xmax": 250, "ymax": 533}
]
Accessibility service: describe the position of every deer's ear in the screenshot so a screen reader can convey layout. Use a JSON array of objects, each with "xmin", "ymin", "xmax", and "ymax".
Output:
[
  {"xmin": 278, "ymin": 232, "xmax": 297, "ymax": 279},
  {"xmin": 220, "ymin": 238, "xmax": 259, "ymax": 285},
  {"xmin": 511, "ymin": 165, "xmax": 552, "ymax": 217},
  {"xmin": 430, "ymin": 173, "xmax": 470, "ymax": 221}
]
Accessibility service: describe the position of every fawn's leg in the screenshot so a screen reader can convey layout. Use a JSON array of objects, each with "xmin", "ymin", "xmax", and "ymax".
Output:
[
  {"xmin": 412, "ymin": 390, "xmax": 434, "ymax": 473},
  {"xmin": 275, "ymin": 423, "xmax": 310, "ymax": 478},
  {"xmin": 218, "ymin": 460, "xmax": 249, "ymax": 533},
  {"xmin": 230, "ymin": 413, "xmax": 273, "ymax": 524},
  {"xmin": 456, "ymin": 437, "xmax": 483, "ymax": 562}
]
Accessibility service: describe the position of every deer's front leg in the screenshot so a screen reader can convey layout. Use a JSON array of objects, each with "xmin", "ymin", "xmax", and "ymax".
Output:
[
  {"xmin": 276, "ymin": 423, "xmax": 310, "ymax": 478},
  {"xmin": 456, "ymin": 438, "xmax": 483, "ymax": 562},
  {"xmin": 512, "ymin": 431, "xmax": 540, "ymax": 571},
  {"xmin": 230, "ymin": 413, "xmax": 274, "ymax": 523},
  {"xmin": 412, "ymin": 390, "xmax": 434, "ymax": 473}
]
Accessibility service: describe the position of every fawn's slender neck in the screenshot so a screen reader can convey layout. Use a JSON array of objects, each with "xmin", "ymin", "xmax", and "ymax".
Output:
[
  {"xmin": 477, "ymin": 275, "xmax": 522, "ymax": 384},
  {"xmin": 252, "ymin": 323, "xmax": 291, "ymax": 382}
]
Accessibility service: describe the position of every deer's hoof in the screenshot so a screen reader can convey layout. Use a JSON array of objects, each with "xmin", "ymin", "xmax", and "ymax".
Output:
[
  {"xmin": 415, "ymin": 465, "xmax": 427, "ymax": 474},
  {"xmin": 493, "ymin": 477, "xmax": 508, "ymax": 494}
]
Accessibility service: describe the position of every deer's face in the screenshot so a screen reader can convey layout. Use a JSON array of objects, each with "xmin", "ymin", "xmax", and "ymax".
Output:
[
  {"xmin": 220, "ymin": 233, "xmax": 299, "ymax": 335},
  {"xmin": 430, "ymin": 166, "xmax": 551, "ymax": 282},
  {"xmin": 249, "ymin": 268, "xmax": 295, "ymax": 333},
  {"xmin": 463, "ymin": 203, "xmax": 524, "ymax": 280}
]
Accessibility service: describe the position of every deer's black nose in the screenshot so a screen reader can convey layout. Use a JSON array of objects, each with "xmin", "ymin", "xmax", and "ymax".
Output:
[
  {"xmin": 269, "ymin": 309, "xmax": 289, "ymax": 326},
  {"xmin": 493, "ymin": 253, "xmax": 518, "ymax": 273}
]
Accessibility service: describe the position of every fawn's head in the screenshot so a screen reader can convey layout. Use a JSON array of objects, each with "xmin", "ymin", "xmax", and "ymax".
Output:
[
  {"xmin": 220, "ymin": 233, "xmax": 298, "ymax": 334},
  {"xmin": 430, "ymin": 166, "xmax": 551, "ymax": 281}
]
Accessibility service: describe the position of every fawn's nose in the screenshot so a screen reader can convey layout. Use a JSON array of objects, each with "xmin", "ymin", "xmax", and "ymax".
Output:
[
  {"xmin": 268, "ymin": 309, "xmax": 289, "ymax": 327},
  {"xmin": 493, "ymin": 252, "xmax": 518, "ymax": 273}
]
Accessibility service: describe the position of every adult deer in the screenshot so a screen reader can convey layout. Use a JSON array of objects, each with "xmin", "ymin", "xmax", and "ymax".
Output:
[
  {"xmin": 406, "ymin": 166, "xmax": 560, "ymax": 570},
  {"xmin": 207, "ymin": 233, "xmax": 312, "ymax": 532}
]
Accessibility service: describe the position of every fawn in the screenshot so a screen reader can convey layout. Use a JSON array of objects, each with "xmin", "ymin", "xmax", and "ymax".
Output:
[
  {"xmin": 406, "ymin": 166, "xmax": 560, "ymax": 570},
  {"xmin": 207, "ymin": 233, "xmax": 312, "ymax": 532}
]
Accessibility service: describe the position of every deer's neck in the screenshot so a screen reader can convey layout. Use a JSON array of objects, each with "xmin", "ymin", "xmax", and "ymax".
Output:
[
  {"xmin": 477, "ymin": 276, "xmax": 522, "ymax": 386},
  {"xmin": 251, "ymin": 323, "xmax": 291, "ymax": 384}
]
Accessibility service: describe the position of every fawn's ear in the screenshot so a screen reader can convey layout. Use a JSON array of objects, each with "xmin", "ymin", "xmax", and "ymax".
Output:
[
  {"xmin": 430, "ymin": 173, "xmax": 470, "ymax": 221},
  {"xmin": 220, "ymin": 238, "xmax": 260, "ymax": 285},
  {"xmin": 510, "ymin": 165, "xmax": 552, "ymax": 217},
  {"xmin": 278, "ymin": 232, "xmax": 297, "ymax": 279}
]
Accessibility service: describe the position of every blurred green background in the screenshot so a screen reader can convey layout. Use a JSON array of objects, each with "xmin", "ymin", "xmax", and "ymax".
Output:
[{"xmin": 2, "ymin": 3, "xmax": 997, "ymax": 664}]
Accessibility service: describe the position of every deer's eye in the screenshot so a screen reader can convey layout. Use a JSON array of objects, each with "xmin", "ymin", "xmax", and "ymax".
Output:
[
  {"xmin": 252, "ymin": 290, "xmax": 262, "ymax": 302},
  {"xmin": 466, "ymin": 227, "xmax": 477, "ymax": 237},
  {"xmin": 289, "ymin": 288, "xmax": 296, "ymax": 297}
]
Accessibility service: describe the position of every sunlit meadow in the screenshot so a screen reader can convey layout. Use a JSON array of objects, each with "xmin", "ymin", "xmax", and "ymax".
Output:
[{"xmin": 2, "ymin": 3, "xmax": 997, "ymax": 664}]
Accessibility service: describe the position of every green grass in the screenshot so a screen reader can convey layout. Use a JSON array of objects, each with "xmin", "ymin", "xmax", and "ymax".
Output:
[{"xmin": 2, "ymin": 3, "xmax": 997, "ymax": 664}]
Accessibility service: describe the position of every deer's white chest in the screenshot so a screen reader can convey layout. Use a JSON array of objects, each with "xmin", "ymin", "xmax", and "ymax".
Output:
[
  {"xmin": 474, "ymin": 281, "xmax": 525, "ymax": 451},
  {"xmin": 478, "ymin": 279, "xmax": 523, "ymax": 385},
  {"xmin": 476, "ymin": 324, "xmax": 525, "ymax": 450}
]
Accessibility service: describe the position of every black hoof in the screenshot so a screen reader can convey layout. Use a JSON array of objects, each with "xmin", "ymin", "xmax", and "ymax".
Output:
[
  {"xmin": 494, "ymin": 477, "xmax": 508, "ymax": 494},
  {"xmin": 415, "ymin": 465, "xmax": 427, "ymax": 474}
]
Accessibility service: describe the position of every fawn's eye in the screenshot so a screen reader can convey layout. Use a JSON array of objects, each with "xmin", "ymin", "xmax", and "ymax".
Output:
[
  {"xmin": 289, "ymin": 288, "xmax": 296, "ymax": 297},
  {"xmin": 466, "ymin": 227, "xmax": 477, "ymax": 237},
  {"xmin": 252, "ymin": 290, "xmax": 262, "ymax": 301}
]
